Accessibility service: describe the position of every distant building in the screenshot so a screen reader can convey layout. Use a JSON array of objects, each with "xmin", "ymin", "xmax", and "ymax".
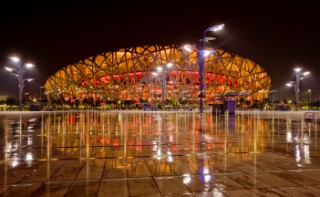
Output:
[{"xmin": 44, "ymin": 44, "xmax": 271, "ymax": 105}]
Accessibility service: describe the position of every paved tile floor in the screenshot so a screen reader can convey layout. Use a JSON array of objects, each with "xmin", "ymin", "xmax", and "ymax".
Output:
[{"xmin": 0, "ymin": 111, "xmax": 319, "ymax": 196}]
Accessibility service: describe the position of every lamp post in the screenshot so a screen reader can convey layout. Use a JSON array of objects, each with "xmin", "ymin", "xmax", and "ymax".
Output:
[
  {"xmin": 5, "ymin": 57, "xmax": 35, "ymax": 111},
  {"xmin": 198, "ymin": 24, "xmax": 224, "ymax": 113},
  {"xmin": 152, "ymin": 63, "xmax": 173, "ymax": 110},
  {"xmin": 308, "ymin": 89, "xmax": 312, "ymax": 104},
  {"xmin": 285, "ymin": 67, "xmax": 310, "ymax": 111},
  {"xmin": 269, "ymin": 90, "xmax": 279, "ymax": 103}
]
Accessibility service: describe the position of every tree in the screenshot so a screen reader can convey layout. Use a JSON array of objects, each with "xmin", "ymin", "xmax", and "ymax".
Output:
[{"xmin": 5, "ymin": 97, "xmax": 17, "ymax": 106}]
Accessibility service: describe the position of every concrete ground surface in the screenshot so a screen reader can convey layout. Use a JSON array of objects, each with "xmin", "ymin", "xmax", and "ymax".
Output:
[{"xmin": 0, "ymin": 110, "xmax": 319, "ymax": 196}]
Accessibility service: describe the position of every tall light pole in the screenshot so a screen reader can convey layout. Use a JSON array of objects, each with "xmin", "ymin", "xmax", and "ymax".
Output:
[
  {"xmin": 152, "ymin": 63, "xmax": 173, "ymax": 110},
  {"xmin": 285, "ymin": 67, "xmax": 310, "ymax": 111},
  {"xmin": 269, "ymin": 90, "xmax": 279, "ymax": 102},
  {"xmin": 5, "ymin": 57, "xmax": 35, "ymax": 111},
  {"xmin": 198, "ymin": 24, "xmax": 224, "ymax": 113},
  {"xmin": 308, "ymin": 89, "xmax": 312, "ymax": 104}
]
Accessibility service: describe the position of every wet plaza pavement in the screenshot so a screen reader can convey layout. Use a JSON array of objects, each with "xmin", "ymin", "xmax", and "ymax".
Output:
[{"xmin": 0, "ymin": 111, "xmax": 320, "ymax": 196}]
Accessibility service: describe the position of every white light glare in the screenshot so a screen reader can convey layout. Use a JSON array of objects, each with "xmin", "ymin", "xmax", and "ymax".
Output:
[
  {"xmin": 5, "ymin": 67, "xmax": 13, "ymax": 72},
  {"xmin": 203, "ymin": 167, "xmax": 210, "ymax": 175},
  {"xmin": 303, "ymin": 71, "xmax": 310, "ymax": 76},
  {"xmin": 208, "ymin": 24, "xmax": 225, "ymax": 32},
  {"xmin": 10, "ymin": 56, "xmax": 20, "ymax": 62},
  {"xmin": 294, "ymin": 67, "xmax": 302, "ymax": 73},
  {"xmin": 204, "ymin": 175, "xmax": 211, "ymax": 182},
  {"xmin": 183, "ymin": 174, "xmax": 191, "ymax": 184},
  {"xmin": 156, "ymin": 67, "xmax": 163, "ymax": 71},
  {"xmin": 26, "ymin": 152, "xmax": 33, "ymax": 161},
  {"xmin": 169, "ymin": 135, "xmax": 173, "ymax": 142},
  {"xmin": 25, "ymin": 63, "xmax": 34, "ymax": 68},
  {"xmin": 166, "ymin": 62, "xmax": 173, "ymax": 67},
  {"xmin": 286, "ymin": 83, "xmax": 293, "ymax": 87},
  {"xmin": 203, "ymin": 50, "xmax": 215, "ymax": 57},
  {"xmin": 12, "ymin": 161, "xmax": 18, "ymax": 167},
  {"xmin": 183, "ymin": 45, "xmax": 192, "ymax": 52},
  {"xmin": 286, "ymin": 132, "xmax": 292, "ymax": 143}
]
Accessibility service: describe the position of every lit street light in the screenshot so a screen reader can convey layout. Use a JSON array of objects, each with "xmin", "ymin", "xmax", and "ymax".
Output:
[
  {"xmin": 5, "ymin": 57, "xmax": 35, "ymax": 111},
  {"xmin": 152, "ymin": 63, "xmax": 173, "ymax": 110},
  {"xmin": 285, "ymin": 67, "xmax": 310, "ymax": 111},
  {"xmin": 198, "ymin": 23, "xmax": 224, "ymax": 113}
]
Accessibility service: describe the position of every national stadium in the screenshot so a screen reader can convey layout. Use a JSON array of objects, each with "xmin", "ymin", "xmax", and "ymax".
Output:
[{"xmin": 44, "ymin": 44, "xmax": 271, "ymax": 107}]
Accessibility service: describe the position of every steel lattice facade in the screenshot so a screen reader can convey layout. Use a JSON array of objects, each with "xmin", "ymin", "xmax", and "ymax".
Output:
[{"xmin": 45, "ymin": 44, "xmax": 271, "ymax": 104}]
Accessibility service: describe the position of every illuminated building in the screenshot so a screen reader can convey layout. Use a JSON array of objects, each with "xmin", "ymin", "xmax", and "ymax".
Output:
[{"xmin": 44, "ymin": 44, "xmax": 271, "ymax": 105}]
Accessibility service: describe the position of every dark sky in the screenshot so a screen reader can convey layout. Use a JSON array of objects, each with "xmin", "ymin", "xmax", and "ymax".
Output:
[{"xmin": 1, "ymin": 1, "xmax": 319, "ymax": 101}]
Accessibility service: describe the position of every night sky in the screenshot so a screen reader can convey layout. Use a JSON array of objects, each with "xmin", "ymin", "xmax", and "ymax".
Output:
[{"xmin": 1, "ymin": 1, "xmax": 319, "ymax": 101}]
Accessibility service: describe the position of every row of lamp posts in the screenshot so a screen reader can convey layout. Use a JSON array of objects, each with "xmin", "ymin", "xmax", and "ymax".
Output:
[
  {"xmin": 4, "ymin": 26, "xmax": 312, "ymax": 112},
  {"xmin": 3, "ymin": 24, "xmax": 225, "ymax": 112},
  {"xmin": 152, "ymin": 24, "xmax": 312, "ymax": 112}
]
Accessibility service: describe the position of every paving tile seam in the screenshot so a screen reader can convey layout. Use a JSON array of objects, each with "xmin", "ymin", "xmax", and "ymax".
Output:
[
  {"xmin": 6, "ymin": 182, "xmax": 320, "ymax": 195},
  {"xmin": 0, "ymin": 173, "xmax": 247, "ymax": 187},
  {"xmin": 1, "ymin": 153, "xmax": 246, "ymax": 163},
  {"xmin": 4, "ymin": 168, "xmax": 320, "ymax": 187},
  {"xmin": 0, "ymin": 179, "xmax": 102, "ymax": 187}
]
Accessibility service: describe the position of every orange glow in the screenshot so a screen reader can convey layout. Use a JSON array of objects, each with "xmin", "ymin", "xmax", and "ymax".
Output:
[{"xmin": 45, "ymin": 44, "xmax": 271, "ymax": 103}]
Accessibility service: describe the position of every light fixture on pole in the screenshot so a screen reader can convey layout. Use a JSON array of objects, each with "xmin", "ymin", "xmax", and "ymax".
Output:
[
  {"xmin": 285, "ymin": 67, "xmax": 310, "ymax": 111},
  {"xmin": 152, "ymin": 63, "xmax": 173, "ymax": 110},
  {"xmin": 5, "ymin": 57, "xmax": 35, "ymax": 111},
  {"xmin": 198, "ymin": 23, "xmax": 224, "ymax": 113}
]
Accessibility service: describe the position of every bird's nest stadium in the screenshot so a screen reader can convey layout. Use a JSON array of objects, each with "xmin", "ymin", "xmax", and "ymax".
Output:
[{"xmin": 44, "ymin": 44, "xmax": 271, "ymax": 108}]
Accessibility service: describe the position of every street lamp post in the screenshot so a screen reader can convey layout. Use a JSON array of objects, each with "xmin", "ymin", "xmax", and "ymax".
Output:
[
  {"xmin": 5, "ymin": 57, "xmax": 34, "ymax": 111},
  {"xmin": 269, "ymin": 90, "xmax": 279, "ymax": 103},
  {"xmin": 152, "ymin": 63, "xmax": 173, "ymax": 110},
  {"xmin": 308, "ymin": 89, "xmax": 312, "ymax": 104},
  {"xmin": 198, "ymin": 24, "xmax": 224, "ymax": 113},
  {"xmin": 285, "ymin": 67, "xmax": 310, "ymax": 111}
]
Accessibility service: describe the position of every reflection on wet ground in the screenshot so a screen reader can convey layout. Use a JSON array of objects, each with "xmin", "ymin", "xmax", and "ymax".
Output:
[{"xmin": 0, "ymin": 111, "xmax": 320, "ymax": 196}]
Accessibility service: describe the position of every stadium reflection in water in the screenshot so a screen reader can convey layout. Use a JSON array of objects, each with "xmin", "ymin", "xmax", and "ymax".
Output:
[{"xmin": 0, "ymin": 111, "xmax": 319, "ymax": 196}]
